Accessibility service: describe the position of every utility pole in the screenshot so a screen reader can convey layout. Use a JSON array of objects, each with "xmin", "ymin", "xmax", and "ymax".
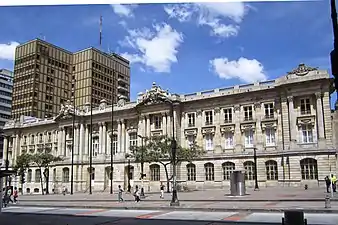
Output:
[{"xmin": 330, "ymin": 0, "xmax": 338, "ymax": 109}]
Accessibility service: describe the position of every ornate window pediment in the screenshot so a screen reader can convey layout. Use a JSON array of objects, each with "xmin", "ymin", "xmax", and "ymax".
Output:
[
  {"xmin": 127, "ymin": 127, "xmax": 138, "ymax": 134},
  {"xmin": 297, "ymin": 115, "xmax": 315, "ymax": 127},
  {"xmin": 151, "ymin": 131, "xmax": 162, "ymax": 136},
  {"xmin": 202, "ymin": 126, "xmax": 216, "ymax": 136},
  {"xmin": 240, "ymin": 123, "xmax": 255, "ymax": 133},
  {"xmin": 184, "ymin": 128, "xmax": 198, "ymax": 137},
  {"xmin": 261, "ymin": 121, "xmax": 277, "ymax": 131},
  {"xmin": 220, "ymin": 125, "xmax": 235, "ymax": 134}
]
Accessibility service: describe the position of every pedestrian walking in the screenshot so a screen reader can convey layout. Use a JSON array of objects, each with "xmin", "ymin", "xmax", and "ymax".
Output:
[
  {"xmin": 160, "ymin": 182, "xmax": 164, "ymax": 199},
  {"xmin": 325, "ymin": 176, "xmax": 331, "ymax": 193},
  {"xmin": 118, "ymin": 185, "xmax": 124, "ymax": 202},
  {"xmin": 13, "ymin": 187, "xmax": 18, "ymax": 204},
  {"xmin": 134, "ymin": 185, "xmax": 140, "ymax": 203}
]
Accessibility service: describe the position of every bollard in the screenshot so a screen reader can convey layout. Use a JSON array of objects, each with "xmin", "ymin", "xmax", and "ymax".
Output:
[
  {"xmin": 282, "ymin": 210, "xmax": 306, "ymax": 225},
  {"xmin": 325, "ymin": 196, "xmax": 331, "ymax": 208}
]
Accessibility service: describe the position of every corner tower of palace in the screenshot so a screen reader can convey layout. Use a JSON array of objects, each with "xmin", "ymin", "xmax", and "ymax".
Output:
[{"xmin": 2, "ymin": 63, "xmax": 337, "ymax": 194}]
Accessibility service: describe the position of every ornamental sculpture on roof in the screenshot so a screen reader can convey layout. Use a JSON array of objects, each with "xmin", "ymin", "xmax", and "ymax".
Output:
[
  {"xmin": 54, "ymin": 100, "xmax": 80, "ymax": 120},
  {"xmin": 287, "ymin": 63, "xmax": 318, "ymax": 76},
  {"xmin": 138, "ymin": 82, "xmax": 171, "ymax": 105}
]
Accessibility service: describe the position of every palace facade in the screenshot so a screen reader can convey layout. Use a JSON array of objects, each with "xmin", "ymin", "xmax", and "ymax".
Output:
[{"xmin": 2, "ymin": 63, "xmax": 337, "ymax": 194}]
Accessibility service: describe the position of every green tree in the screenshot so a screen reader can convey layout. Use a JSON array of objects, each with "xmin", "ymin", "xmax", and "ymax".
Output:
[
  {"xmin": 13, "ymin": 153, "xmax": 32, "ymax": 195},
  {"xmin": 131, "ymin": 135, "xmax": 205, "ymax": 192},
  {"xmin": 31, "ymin": 153, "xmax": 63, "ymax": 195}
]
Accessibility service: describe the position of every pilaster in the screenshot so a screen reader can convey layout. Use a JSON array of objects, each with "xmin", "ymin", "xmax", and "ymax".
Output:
[{"xmin": 234, "ymin": 105, "xmax": 242, "ymax": 152}]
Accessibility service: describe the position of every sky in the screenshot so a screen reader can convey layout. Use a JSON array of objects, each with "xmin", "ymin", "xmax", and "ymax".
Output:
[{"xmin": 0, "ymin": 1, "xmax": 335, "ymax": 107}]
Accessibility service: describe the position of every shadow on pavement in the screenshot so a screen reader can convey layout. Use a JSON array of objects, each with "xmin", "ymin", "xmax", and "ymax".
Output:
[{"xmin": 0, "ymin": 212, "xmax": 285, "ymax": 225}]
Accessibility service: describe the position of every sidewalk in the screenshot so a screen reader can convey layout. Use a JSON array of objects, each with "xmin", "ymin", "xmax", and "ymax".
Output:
[
  {"xmin": 15, "ymin": 187, "xmax": 338, "ymax": 213},
  {"xmin": 18, "ymin": 186, "xmax": 337, "ymax": 202}
]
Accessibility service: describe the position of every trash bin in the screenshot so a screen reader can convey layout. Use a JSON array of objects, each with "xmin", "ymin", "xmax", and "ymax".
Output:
[{"xmin": 230, "ymin": 170, "xmax": 246, "ymax": 196}]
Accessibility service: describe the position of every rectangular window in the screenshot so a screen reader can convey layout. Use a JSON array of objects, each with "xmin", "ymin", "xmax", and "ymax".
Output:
[
  {"xmin": 113, "ymin": 135, "xmax": 118, "ymax": 154},
  {"xmin": 243, "ymin": 106, "xmax": 253, "ymax": 121},
  {"xmin": 300, "ymin": 98, "xmax": 311, "ymax": 115},
  {"xmin": 224, "ymin": 108, "xmax": 233, "ymax": 123},
  {"xmin": 224, "ymin": 132, "xmax": 234, "ymax": 148},
  {"xmin": 244, "ymin": 129, "xmax": 254, "ymax": 147},
  {"xmin": 205, "ymin": 110, "xmax": 213, "ymax": 125},
  {"xmin": 187, "ymin": 113, "xmax": 195, "ymax": 127},
  {"xmin": 187, "ymin": 135, "xmax": 195, "ymax": 147},
  {"xmin": 265, "ymin": 128, "xmax": 276, "ymax": 146},
  {"xmin": 264, "ymin": 103, "xmax": 274, "ymax": 119},
  {"xmin": 129, "ymin": 133, "xmax": 138, "ymax": 149},
  {"xmin": 301, "ymin": 124, "xmax": 313, "ymax": 143},
  {"xmin": 205, "ymin": 133, "xmax": 213, "ymax": 151},
  {"xmin": 154, "ymin": 115, "xmax": 162, "ymax": 129}
]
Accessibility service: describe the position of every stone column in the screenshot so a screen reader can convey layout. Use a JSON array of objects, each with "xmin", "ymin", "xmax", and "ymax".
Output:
[
  {"xmin": 315, "ymin": 92, "xmax": 325, "ymax": 139},
  {"xmin": 79, "ymin": 123, "xmax": 84, "ymax": 159},
  {"xmin": 281, "ymin": 96, "xmax": 290, "ymax": 150},
  {"xmin": 254, "ymin": 102, "xmax": 263, "ymax": 149},
  {"xmin": 287, "ymin": 96, "xmax": 297, "ymax": 143},
  {"xmin": 121, "ymin": 120, "xmax": 126, "ymax": 153},
  {"xmin": 61, "ymin": 128, "xmax": 66, "ymax": 156},
  {"xmin": 14, "ymin": 133, "xmax": 20, "ymax": 163},
  {"xmin": 234, "ymin": 105, "xmax": 242, "ymax": 152},
  {"xmin": 196, "ymin": 110, "xmax": 203, "ymax": 147},
  {"xmin": 106, "ymin": 128, "xmax": 110, "ymax": 155},
  {"xmin": 2, "ymin": 136, "xmax": 8, "ymax": 166},
  {"xmin": 146, "ymin": 115, "xmax": 151, "ymax": 137},
  {"xmin": 84, "ymin": 125, "xmax": 89, "ymax": 155},
  {"xmin": 162, "ymin": 113, "xmax": 167, "ymax": 136},
  {"xmin": 117, "ymin": 120, "xmax": 122, "ymax": 153},
  {"xmin": 102, "ymin": 122, "xmax": 107, "ymax": 154},
  {"xmin": 214, "ymin": 107, "xmax": 222, "ymax": 153},
  {"xmin": 167, "ymin": 114, "xmax": 171, "ymax": 137},
  {"xmin": 58, "ymin": 128, "xmax": 63, "ymax": 156},
  {"xmin": 73, "ymin": 125, "xmax": 79, "ymax": 155},
  {"xmin": 99, "ymin": 122, "xmax": 103, "ymax": 154}
]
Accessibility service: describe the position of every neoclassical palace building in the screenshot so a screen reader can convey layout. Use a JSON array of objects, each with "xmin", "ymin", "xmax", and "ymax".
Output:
[{"xmin": 2, "ymin": 63, "xmax": 337, "ymax": 194}]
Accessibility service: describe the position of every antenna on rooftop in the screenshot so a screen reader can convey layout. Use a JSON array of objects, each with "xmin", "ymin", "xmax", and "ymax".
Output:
[{"xmin": 99, "ymin": 15, "xmax": 103, "ymax": 49}]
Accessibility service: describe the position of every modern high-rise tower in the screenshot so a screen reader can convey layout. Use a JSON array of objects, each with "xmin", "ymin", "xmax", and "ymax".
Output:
[{"xmin": 11, "ymin": 39, "xmax": 130, "ymax": 119}]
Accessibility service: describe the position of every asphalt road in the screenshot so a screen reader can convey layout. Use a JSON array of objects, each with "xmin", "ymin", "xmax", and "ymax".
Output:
[{"xmin": 1, "ymin": 206, "xmax": 337, "ymax": 225}]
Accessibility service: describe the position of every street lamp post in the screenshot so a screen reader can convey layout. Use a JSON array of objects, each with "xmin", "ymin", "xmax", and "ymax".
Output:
[
  {"xmin": 127, "ymin": 158, "xmax": 131, "ymax": 193},
  {"xmin": 330, "ymin": 0, "xmax": 338, "ymax": 105},
  {"xmin": 169, "ymin": 102, "xmax": 179, "ymax": 206},
  {"xmin": 253, "ymin": 147, "xmax": 259, "ymax": 191},
  {"xmin": 70, "ymin": 79, "xmax": 76, "ymax": 195},
  {"xmin": 137, "ymin": 134, "xmax": 145, "ymax": 198}
]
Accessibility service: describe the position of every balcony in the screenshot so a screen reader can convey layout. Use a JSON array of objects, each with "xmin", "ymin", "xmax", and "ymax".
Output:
[
  {"xmin": 188, "ymin": 123, "xmax": 195, "ymax": 128},
  {"xmin": 301, "ymin": 110, "xmax": 311, "ymax": 115},
  {"xmin": 224, "ymin": 119, "xmax": 232, "ymax": 124},
  {"xmin": 118, "ymin": 85, "xmax": 128, "ymax": 92},
  {"xmin": 205, "ymin": 121, "xmax": 213, "ymax": 126},
  {"xmin": 244, "ymin": 116, "xmax": 253, "ymax": 122}
]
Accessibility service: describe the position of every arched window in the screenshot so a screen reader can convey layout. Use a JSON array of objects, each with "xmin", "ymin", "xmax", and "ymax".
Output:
[
  {"xmin": 300, "ymin": 158, "xmax": 318, "ymax": 180},
  {"xmin": 222, "ymin": 162, "xmax": 235, "ymax": 180},
  {"xmin": 35, "ymin": 169, "xmax": 41, "ymax": 183},
  {"xmin": 62, "ymin": 168, "xmax": 70, "ymax": 183},
  {"xmin": 204, "ymin": 163, "xmax": 214, "ymax": 181},
  {"xmin": 244, "ymin": 161, "xmax": 255, "ymax": 180},
  {"xmin": 265, "ymin": 160, "xmax": 278, "ymax": 180},
  {"xmin": 150, "ymin": 164, "xmax": 160, "ymax": 181},
  {"xmin": 27, "ymin": 169, "xmax": 32, "ymax": 183},
  {"xmin": 186, "ymin": 163, "xmax": 196, "ymax": 181}
]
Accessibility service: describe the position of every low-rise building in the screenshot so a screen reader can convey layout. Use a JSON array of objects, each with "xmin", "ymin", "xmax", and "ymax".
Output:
[{"xmin": 2, "ymin": 63, "xmax": 336, "ymax": 194}]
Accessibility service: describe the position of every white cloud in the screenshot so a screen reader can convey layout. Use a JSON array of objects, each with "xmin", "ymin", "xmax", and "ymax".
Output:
[
  {"xmin": 164, "ymin": 3, "xmax": 250, "ymax": 38},
  {"xmin": 111, "ymin": 4, "xmax": 137, "ymax": 18},
  {"xmin": 0, "ymin": 41, "xmax": 19, "ymax": 61},
  {"xmin": 120, "ymin": 23, "xmax": 183, "ymax": 73},
  {"xmin": 209, "ymin": 57, "xmax": 267, "ymax": 83}
]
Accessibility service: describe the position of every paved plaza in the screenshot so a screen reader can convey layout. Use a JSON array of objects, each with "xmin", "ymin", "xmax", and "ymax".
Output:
[
  {"xmin": 13, "ymin": 187, "xmax": 338, "ymax": 213},
  {"xmin": 1, "ymin": 206, "xmax": 337, "ymax": 225}
]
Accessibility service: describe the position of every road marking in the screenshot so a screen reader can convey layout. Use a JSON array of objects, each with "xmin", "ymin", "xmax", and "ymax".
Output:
[
  {"xmin": 136, "ymin": 210, "xmax": 170, "ymax": 219},
  {"xmin": 223, "ymin": 212, "xmax": 252, "ymax": 221},
  {"xmin": 75, "ymin": 209, "xmax": 108, "ymax": 216}
]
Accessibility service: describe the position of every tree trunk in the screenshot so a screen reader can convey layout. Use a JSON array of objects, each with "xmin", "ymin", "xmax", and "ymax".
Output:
[
  {"xmin": 39, "ymin": 169, "xmax": 44, "ymax": 195},
  {"xmin": 44, "ymin": 168, "xmax": 49, "ymax": 195},
  {"xmin": 164, "ymin": 165, "xmax": 170, "ymax": 193}
]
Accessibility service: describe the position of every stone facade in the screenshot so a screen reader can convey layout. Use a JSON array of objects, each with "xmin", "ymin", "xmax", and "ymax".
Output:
[{"xmin": 1, "ymin": 63, "xmax": 337, "ymax": 194}]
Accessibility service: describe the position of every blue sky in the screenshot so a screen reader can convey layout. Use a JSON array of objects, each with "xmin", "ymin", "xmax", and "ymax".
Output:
[{"xmin": 0, "ymin": 1, "xmax": 335, "ymax": 106}]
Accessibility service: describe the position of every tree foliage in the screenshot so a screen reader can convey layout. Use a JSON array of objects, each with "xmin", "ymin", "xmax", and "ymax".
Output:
[
  {"xmin": 14, "ymin": 153, "xmax": 32, "ymax": 194},
  {"xmin": 30, "ymin": 152, "xmax": 63, "ymax": 195},
  {"xmin": 130, "ymin": 135, "xmax": 205, "ymax": 192}
]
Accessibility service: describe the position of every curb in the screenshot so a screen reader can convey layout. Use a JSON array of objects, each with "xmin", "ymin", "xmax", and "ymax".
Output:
[{"xmin": 15, "ymin": 204, "xmax": 338, "ymax": 214}]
